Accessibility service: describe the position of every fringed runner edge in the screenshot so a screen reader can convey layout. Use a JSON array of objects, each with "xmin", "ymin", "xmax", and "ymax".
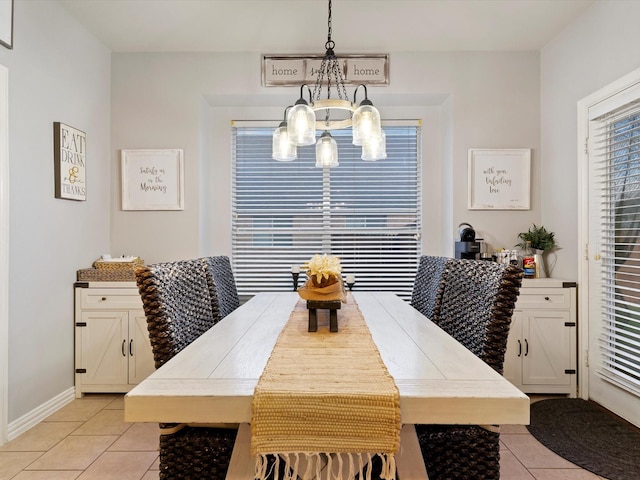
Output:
[{"xmin": 255, "ymin": 452, "xmax": 397, "ymax": 480}]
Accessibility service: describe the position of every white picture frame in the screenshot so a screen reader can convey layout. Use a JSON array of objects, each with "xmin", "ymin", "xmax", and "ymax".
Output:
[
  {"xmin": 468, "ymin": 148, "xmax": 531, "ymax": 210},
  {"xmin": 121, "ymin": 149, "xmax": 184, "ymax": 211},
  {"xmin": 0, "ymin": 0, "xmax": 13, "ymax": 50}
]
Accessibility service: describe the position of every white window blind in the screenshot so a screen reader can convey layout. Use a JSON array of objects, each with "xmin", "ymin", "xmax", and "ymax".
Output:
[
  {"xmin": 592, "ymin": 100, "xmax": 640, "ymax": 396},
  {"xmin": 231, "ymin": 123, "xmax": 421, "ymax": 300}
]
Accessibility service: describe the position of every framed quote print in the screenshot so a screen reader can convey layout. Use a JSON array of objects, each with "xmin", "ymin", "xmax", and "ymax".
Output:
[
  {"xmin": 53, "ymin": 122, "xmax": 86, "ymax": 201},
  {"xmin": 468, "ymin": 148, "xmax": 531, "ymax": 210},
  {"xmin": 121, "ymin": 149, "xmax": 184, "ymax": 211}
]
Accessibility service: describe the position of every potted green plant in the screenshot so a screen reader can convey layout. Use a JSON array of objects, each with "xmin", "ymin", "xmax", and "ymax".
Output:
[
  {"xmin": 515, "ymin": 224, "xmax": 558, "ymax": 277},
  {"xmin": 516, "ymin": 224, "xmax": 557, "ymax": 252}
]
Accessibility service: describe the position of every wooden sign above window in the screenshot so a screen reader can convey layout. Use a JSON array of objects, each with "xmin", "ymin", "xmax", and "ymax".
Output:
[{"xmin": 262, "ymin": 54, "xmax": 389, "ymax": 86}]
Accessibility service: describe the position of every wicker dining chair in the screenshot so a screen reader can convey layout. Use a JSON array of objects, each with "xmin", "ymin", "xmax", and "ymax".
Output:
[
  {"xmin": 135, "ymin": 259, "xmax": 237, "ymax": 480},
  {"xmin": 410, "ymin": 255, "xmax": 454, "ymax": 322},
  {"xmin": 202, "ymin": 255, "xmax": 240, "ymax": 321},
  {"xmin": 415, "ymin": 259, "xmax": 524, "ymax": 480}
]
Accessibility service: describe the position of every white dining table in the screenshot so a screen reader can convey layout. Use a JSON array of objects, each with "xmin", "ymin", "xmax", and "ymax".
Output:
[{"xmin": 124, "ymin": 291, "xmax": 529, "ymax": 479}]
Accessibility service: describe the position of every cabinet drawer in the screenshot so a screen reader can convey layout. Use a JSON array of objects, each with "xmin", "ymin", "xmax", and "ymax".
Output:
[
  {"xmin": 79, "ymin": 289, "xmax": 143, "ymax": 310},
  {"xmin": 516, "ymin": 288, "xmax": 571, "ymax": 310}
]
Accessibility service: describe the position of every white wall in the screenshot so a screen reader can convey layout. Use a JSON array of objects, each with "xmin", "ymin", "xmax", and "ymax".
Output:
[
  {"xmin": 111, "ymin": 51, "xmax": 541, "ymax": 265},
  {"xmin": 0, "ymin": 1, "xmax": 111, "ymax": 423},
  {"xmin": 541, "ymin": 0, "xmax": 640, "ymax": 279}
]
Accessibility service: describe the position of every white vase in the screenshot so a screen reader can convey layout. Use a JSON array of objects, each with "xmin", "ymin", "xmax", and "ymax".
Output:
[{"xmin": 542, "ymin": 251, "xmax": 557, "ymax": 278}]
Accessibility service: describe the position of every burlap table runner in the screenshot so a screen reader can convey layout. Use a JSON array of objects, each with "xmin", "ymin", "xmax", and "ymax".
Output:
[{"xmin": 251, "ymin": 294, "xmax": 401, "ymax": 480}]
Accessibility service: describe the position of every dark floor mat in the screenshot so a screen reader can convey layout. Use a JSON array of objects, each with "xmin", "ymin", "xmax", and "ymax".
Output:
[{"xmin": 527, "ymin": 398, "xmax": 640, "ymax": 480}]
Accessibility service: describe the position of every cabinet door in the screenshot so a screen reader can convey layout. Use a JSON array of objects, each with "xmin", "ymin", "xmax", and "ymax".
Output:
[
  {"xmin": 522, "ymin": 310, "xmax": 572, "ymax": 386},
  {"xmin": 128, "ymin": 310, "xmax": 156, "ymax": 384},
  {"xmin": 503, "ymin": 311, "xmax": 523, "ymax": 388},
  {"xmin": 80, "ymin": 311, "xmax": 128, "ymax": 385}
]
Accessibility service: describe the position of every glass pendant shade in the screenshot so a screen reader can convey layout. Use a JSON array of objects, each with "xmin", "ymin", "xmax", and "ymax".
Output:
[
  {"xmin": 352, "ymin": 104, "xmax": 381, "ymax": 146},
  {"xmin": 287, "ymin": 103, "xmax": 316, "ymax": 146},
  {"xmin": 315, "ymin": 131, "xmax": 339, "ymax": 167},
  {"xmin": 361, "ymin": 130, "xmax": 387, "ymax": 161},
  {"xmin": 272, "ymin": 124, "xmax": 297, "ymax": 161}
]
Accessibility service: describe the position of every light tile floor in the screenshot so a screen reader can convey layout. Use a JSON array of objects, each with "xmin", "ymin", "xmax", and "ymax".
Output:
[{"xmin": 0, "ymin": 394, "xmax": 609, "ymax": 480}]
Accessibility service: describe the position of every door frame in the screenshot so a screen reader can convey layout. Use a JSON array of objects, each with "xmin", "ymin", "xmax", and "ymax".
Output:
[
  {"xmin": 0, "ymin": 63, "xmax": 9, "ymax": 445},
  {"xmin": 577, "ymin": 66, "xmax": 640, "ymax": 402}
]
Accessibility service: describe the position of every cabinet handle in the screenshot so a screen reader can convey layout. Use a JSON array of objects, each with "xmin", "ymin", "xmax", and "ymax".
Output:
[
  {"xmin": 101, "ymin": 297, "xmax": 107, "ymax": 302},
  {"xmin": 544, "ymin": 296, "xmax": 550, "ymax": 301},
  {"xmin": 122, "ymin": 340, "xmax": 126, "ymax": 357},
  {"xmin": 129, "ymin": 339, "xmax": 133, "ymax": 356},
  {"xmin": 517, "ymin": 339, "xmax": 522, "ymax": 357},
  {"xmin": 524, "ymin": 339, "xmax": 529, "ymax": 356}
]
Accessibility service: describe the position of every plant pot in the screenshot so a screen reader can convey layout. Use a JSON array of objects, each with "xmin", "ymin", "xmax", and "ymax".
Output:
[
  {"xmin": 533, "ymin": 249, "xmax": 546, "ymax": 278},
  {"xmin": 542, "ymin": 251, "xmax": 557, "ymax": 278}
]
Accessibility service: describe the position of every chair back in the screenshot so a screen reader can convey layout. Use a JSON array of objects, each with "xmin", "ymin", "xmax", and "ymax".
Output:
[
  {"xmin": 135, "ymin": 259, "xmax": 218, "ymax": 369},
  {"xmin": 437, "ymin": 259, "xmax": 523, "ymax": 374},
  {"xmin": 202, "ymin": 256, "xmax": 240, "ymax": 320},
  {"xmin": 410, "ymin": 255, "xmax": 454, "ymax": 322}
]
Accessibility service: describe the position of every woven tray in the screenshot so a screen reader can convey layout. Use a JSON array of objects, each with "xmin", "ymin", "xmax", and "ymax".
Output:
[
  {"xmin": 77, "ymin": 268, "xmax": 137, "ymax": 282},
  {"xmin": 94, "ymin": 257, "xmax": 144, "ymax": 270}
]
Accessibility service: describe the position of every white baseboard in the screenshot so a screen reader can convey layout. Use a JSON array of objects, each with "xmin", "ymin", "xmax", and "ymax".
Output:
[{"xmin": 7, "ymin": 387, "xmax": 75, "ymax": 441}]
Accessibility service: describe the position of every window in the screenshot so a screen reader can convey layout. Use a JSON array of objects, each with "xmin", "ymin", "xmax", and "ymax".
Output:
[
  {"xmin": 591, "ymin": 101, "xmax": 640, "ymax": 396},
  {"xmin": 231, "ymin": 123, "xmax": 421, "ymax": 300}
]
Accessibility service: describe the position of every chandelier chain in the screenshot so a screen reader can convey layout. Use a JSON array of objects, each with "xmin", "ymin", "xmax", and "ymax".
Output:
[
  {"xmin": 312, "ymin": 0, "xmax": 348, "ymax": 110},
  {"xmin": 327, "ymin": 0, "xmax": 332, "ymax": 46}
]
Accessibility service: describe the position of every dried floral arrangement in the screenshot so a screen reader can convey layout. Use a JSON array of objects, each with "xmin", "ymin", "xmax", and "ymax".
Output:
[{"xmin": 297, "ymin": 254, "xmax": 346, "ymax": 302}]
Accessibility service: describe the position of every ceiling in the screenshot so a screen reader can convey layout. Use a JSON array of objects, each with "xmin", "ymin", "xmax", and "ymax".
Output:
[{"xmin": 58, "ymin": 0, "xmax": 595, "ymax": 54}]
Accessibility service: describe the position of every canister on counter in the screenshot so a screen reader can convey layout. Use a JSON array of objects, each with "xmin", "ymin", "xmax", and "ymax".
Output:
[{"xmin": 522, "ymin": 241, "xmax": 536, "ymax": 278}]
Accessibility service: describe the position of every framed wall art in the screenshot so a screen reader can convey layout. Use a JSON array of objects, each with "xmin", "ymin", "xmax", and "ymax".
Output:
[
  {"xmin": 468, "ymin": 148, "xmax": 531, "ymax": 210},
  {"xmin": 121, "ymin": 149, "xmax": 184, "ymax": 211},
  {"xmin": 53, "ymin": 122, "xmax": 86, "ymax": 201},
  {"xmin": 0, "ymin": 0, "xmax": 13, "ymax": 49}
]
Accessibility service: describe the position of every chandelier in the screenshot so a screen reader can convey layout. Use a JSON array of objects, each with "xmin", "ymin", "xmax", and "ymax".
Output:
[{"xmin": 271, "ymin": 0, "xmax": 386, "ymax": 167}]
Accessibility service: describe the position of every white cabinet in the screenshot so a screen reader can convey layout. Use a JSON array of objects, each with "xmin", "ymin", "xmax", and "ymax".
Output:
[
  {"xmin": 503, "ymin": 279, "xmax": 577, "ymax": 397},
  {"xmin": 74, "ymin": 282, "xmax": 155, "ymax": 397}
]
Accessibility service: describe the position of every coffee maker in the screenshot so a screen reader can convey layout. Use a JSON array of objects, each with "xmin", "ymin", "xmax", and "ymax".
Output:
[{"xmin": 455, "ymin": 223, "xmax": 481, "ymax": 259}]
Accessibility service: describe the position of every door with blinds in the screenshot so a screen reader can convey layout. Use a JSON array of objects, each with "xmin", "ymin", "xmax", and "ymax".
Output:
[{"xmin": 585, "ymin": 77, "xmax": 640, "ymax": 427}]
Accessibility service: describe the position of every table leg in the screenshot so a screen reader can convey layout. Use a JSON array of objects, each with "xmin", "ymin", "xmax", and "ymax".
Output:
[
  {"xmin": 329, "ymin": 309, "xmax": 338, "ymax": 332},
  {"xmin": 226, "ymin": 423, "xmax": 255, "ymax": 480},
  {"xmin": 308, "ymin": 309, "xmax": 318, "ymax": 332},
  {"xmin": 396, "ymin": 424, "xmax": 430, "ymax": 479}
]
